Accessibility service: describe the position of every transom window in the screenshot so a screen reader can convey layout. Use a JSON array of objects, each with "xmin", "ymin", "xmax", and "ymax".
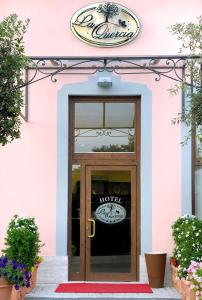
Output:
[{"xmin": 73, "ymin": 101, "xmax": 136, "ymax": 153}]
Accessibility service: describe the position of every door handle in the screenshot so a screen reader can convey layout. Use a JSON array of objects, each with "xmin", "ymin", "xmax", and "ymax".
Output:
[{"xmin": 88, "ymin": 218, "xmax": 96, "ymax": 238}]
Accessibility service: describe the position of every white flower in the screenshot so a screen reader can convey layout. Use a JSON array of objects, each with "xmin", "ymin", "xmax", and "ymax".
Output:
[{"xmin": 181, "ymin": 214, "xmax": 196, "ymax": 219}]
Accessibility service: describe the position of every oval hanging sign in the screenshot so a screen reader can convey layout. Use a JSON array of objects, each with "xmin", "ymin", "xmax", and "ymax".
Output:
[
  {"xmin": 70, "ymin": 2, "xmax": 140, "ymax": 47},
  {"xmin": 95, "ymin": 203, "xmax": 126, "ymax": 224}
]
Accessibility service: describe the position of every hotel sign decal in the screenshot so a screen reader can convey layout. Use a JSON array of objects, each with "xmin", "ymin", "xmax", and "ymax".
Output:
[{"xmin": 70, "ymin": 2, "xmax": 140, "ymax": 47}]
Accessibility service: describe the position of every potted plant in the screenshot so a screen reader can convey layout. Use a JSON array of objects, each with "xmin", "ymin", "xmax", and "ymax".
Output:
[
  {"xmin": 171, "ymin": 214, "xmax": 202, "ymax": 298},
  {"xmin": 2, "ymin": 215, "xmax": 44, "ymax": 294},
  {"xmin": 0, "ymin": 256, "xmax": 31, "ymax": 300},
  {"xmin": 169, "ymin": 257, "xmax": 181, "ymax": 293},
  {"xmin": 187, "ymin": 261, "xmax": 202, "ymax": 300}
]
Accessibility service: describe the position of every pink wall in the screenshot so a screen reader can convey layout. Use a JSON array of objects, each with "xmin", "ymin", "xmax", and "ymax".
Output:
[
  {"xmin": 151, "ymin": 79, "xmax": 181, "ymax": 254},
  {"xmin": 0, "ymin": 0, "xmax": 200, "ymax": 255},
  {"xmin": 1, "ymin": 0, "xmax": 201, "ymax": 56}
]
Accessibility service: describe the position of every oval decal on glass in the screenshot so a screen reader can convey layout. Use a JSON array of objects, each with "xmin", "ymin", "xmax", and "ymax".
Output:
[
  {"xmin": 70, "ymin": 2, "xmax": 140, "ymax": 47},
  {"xmin": 95, "ymin": 203, "xmax": 126, "ymax": 224}
]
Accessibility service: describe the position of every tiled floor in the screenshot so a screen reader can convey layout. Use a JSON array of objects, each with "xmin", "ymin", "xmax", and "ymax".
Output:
[{"xmin": 25, "ymin": 256, "xmax": 181, "ymax": 300}]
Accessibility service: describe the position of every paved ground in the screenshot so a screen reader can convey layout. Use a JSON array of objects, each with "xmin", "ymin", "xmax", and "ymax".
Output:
[{"xmin": 25, "ymin": 256, "xmax": 181, "ymax": 300}]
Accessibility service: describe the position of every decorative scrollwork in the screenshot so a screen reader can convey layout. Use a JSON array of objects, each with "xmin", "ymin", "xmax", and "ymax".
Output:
[
  {"xmin": 20, "ymin": 55, "xmax": 201, "ymax": 89},
  {"xmin": 75, "ymin": 128, "xmax": 135, "ymax": 139},
  {"xmin": 20, "ymin": 55, "xmax": 201, "ymax": 121}
]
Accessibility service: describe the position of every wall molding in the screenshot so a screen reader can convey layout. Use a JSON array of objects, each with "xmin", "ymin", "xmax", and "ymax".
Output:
[{"xmin": 56, "ymin": 71, "xmax": 152, "ymax": 255}]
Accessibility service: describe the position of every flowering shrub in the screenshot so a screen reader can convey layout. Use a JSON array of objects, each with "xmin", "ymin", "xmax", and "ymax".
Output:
[
  {"xmin": 172, "ymin": 214, "xmax": 202, "ymax": 278},
  {"xmin": 0, "ymin": 256, "xmax": 31, "ymax": 290},
  {"xmin": 2, "ymin": 215, "xmax": 43, "ymax": 271},
  {"xmin": 187, "ymin": 261, "xmax": 202, "ymax": 300}
]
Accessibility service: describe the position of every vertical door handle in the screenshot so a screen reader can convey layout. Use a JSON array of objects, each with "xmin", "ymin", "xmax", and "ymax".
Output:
[{"xmin": 88, "ymin": 218, "xmax": 96, "ymax": 238}]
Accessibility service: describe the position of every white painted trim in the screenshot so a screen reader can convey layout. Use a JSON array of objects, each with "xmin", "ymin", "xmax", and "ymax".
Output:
[{"xmin": 56, "ymin": 71, "xmax": 152, "ymax": 255}]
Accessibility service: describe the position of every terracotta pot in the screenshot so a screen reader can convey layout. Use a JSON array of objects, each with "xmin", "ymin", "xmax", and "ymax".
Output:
[
  {"xmin": 30, "ymin": 266, "xmax": 38, "ymax": 289},
  {"xmin": 145, "ymin": 252, "xmax": 167, "ymax": 288},
  {"xmin": 20, "ymin": 265, "xmax": 38, "ymax": 296},
  {"xmin": 0, "ymin": 265, "xmax": 39, "ymax": 300},
  {"xmin": 170, "ymin": 267, "xmax": 196, "ymax": 300},
  {"xmin": 11, "ymin": 288, "xmax": 24, "ymax": 300},
  {"xmin": 19, "ymin": 286, "xmax": 31, "ymax": 300},
  {"xmin": 170, "ymin": 264, "xmax": 182, "ymax": 293},
  {"xmin": 181, "ymin": 278, "xmax": 196, "ymax": 300},
  {"xmin": 0, "ymin": 278, "xmax": 24, "ymax": 300},
  {"xmin": 0, "ymin": 278, "xmax": 13, "ymax": 300}
]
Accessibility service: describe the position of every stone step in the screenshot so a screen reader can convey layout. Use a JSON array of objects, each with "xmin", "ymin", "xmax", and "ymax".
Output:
[
  {"xmin": 24, "ymin": 256, "xmax": 181, "ymax": 300},
  {"xmin": 25, "ymin": 284, "xmax": 181, "ymax": 300}
]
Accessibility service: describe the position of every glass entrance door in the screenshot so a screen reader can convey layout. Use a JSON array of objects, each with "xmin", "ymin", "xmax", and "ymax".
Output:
[
  {"xmin": 85, "ymin": 166, "xmax": 137, "ymax": 281},
  {"xmin": 69, "ymin": 97, "xmax": 140, "ymax": 281}
]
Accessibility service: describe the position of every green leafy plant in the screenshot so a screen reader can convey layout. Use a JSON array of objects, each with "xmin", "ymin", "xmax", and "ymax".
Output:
[
  {"xmin": 2, "ymin": 215, "xmax": 43, "ymax": 272},
  {"xmin": 0, "ymin": 14, "xmax": 30, "ymax": 146},
  {"xmin": 169, "ymin": 16, "xmax": 202, "ymax": 142},
  {"xmin": 172, "ymin": 214, "xmax": 202, "ymax": 279}
]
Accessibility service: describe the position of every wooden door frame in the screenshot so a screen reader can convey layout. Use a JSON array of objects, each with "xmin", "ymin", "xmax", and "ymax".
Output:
[
  {"xmin": 85, "ymin": 165, "xmax": 138, "ymax": 281},
  {"xmin": 68, "ymin": 96, "xmax": 140, "ymax": 281}
]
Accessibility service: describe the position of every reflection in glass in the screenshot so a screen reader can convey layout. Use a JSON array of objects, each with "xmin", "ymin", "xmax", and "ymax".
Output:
[
  {"xmin": 105, "ymin": 103, "xmax": 134, "ymax": 128},
  {"xmin": 195, "ymin": 166, "xmax": 202, "ymax": 219},
  {"xmin": 74, "ymin": 102, "xmax": 135, "ymax": 153},
  {"xmin": 70, "ymin": 165, "xmax": 80, "ymax": 273},
  {"xmin": 75, "ymin": 103, "xmax": 103, "ymax": 129},
  {"xmin": 90, "ymin": 170, "xmax": 131, "ymax": 273}
]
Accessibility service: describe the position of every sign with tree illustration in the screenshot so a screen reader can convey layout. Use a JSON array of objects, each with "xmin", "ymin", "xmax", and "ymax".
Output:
[{"xmin": 70, "ymin": 2, "xmax": 140, "ymax": 47}]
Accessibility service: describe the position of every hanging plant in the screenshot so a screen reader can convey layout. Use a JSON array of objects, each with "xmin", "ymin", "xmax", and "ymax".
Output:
[
  {"xmin": 169, "ymin": 16, "xmax": 202, "ymax": 141},
  {"xmin": 0, "ymin": 14, "xmax": 30, "ymax": 146}
]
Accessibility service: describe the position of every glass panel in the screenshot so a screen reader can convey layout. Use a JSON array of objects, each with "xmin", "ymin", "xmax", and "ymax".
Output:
[
  {"xmin": 70, "ymin": 165, "xmax": 80, "ymax": 273},
  {"xmin": 90, "ymin": 170, "xmax": 131, "ymax": 273},
  {"xmin": 75, "ymin": 103, "xmax": 103, "ymax": 129},
  {"xmin": 105, "ymin": 103, "xmax": 134, "ymax": 128},
  {"xmin": 74, "ymin": 102, "xmax": 135, "ymax": 153},
  {"xmin": 195, "ymin": 166, "xmax": 202, "ymax": 220}
]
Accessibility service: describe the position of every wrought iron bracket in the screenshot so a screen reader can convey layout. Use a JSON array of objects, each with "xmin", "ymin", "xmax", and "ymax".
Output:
[{"xmin": 21, "ymin": 55, "xmax": 202, "ymax": 121}]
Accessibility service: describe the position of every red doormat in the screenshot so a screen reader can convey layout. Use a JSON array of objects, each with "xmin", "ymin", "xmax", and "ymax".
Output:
[{"xmin": 55, "ymin": 283, "xmax": 153, "ymax": 293}]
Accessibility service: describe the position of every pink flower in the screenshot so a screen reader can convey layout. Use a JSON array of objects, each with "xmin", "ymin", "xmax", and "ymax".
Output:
[{"xmin": 187, "ymin": 261, "xmax": 199, "ymax": 273}]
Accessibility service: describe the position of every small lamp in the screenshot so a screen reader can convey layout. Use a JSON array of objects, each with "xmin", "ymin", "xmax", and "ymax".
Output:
[{"xmin": 97, "ymin": 77, "xmax": 112, "ymax": 87}]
